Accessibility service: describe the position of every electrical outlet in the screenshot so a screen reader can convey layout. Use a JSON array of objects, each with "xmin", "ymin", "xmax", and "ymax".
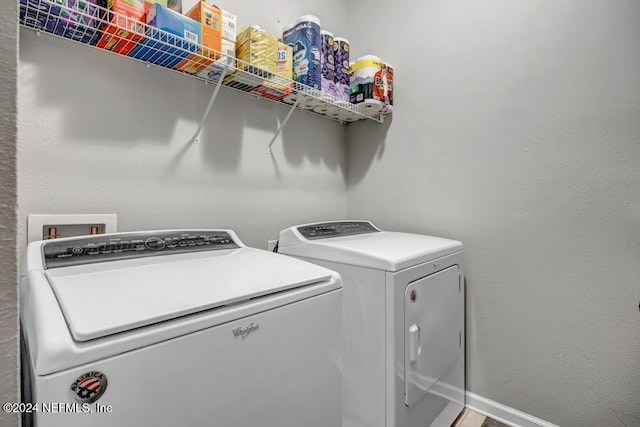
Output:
[
  {"xmin": 267, "ymin": 240, "xmax": 278, "ymax": 252},
  {"xmin": 27, "ymin": 214, "xmax": 117, "ymax": 244}
]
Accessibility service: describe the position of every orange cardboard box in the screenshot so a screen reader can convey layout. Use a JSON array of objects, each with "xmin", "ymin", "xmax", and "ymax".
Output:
[
  {"xmin": 96, "ymin": 0, "xmax": 145, "ymax": 55},
  {"xmin": 175, "ymin": 0, "xmax": 222, "ymax": 74},
  {"xmin": 185, "ymin": 0, "xmax": 221, "ymax": 52}
]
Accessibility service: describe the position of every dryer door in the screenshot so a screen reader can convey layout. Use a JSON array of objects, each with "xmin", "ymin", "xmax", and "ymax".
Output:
[{"xmin": 404, "ymin": 265, "xmax": 462, "ymax": 407}]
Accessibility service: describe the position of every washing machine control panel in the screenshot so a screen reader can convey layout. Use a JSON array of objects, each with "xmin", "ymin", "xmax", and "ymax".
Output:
[
  {"xmin": 297, "ymin": 221, "xmax": 380, "ymax": 240},
  {"xmin": 42, "ymin": 230, "xmax": 239, "ymax": 269}
]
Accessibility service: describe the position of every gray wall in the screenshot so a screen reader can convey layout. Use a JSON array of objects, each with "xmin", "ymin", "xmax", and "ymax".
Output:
[
  {"xmin": 0, "ymin": 0, "xmax": 19, "ymax": 425},
  {"xmin": 346, "ymin": 1, "xmax": 640, "ymax": 426},
  {"xmin": 18, "ymin": 0, "xmax": 350, "ymax": 253},
  {"xmin": 14, "ymin": 1, "xmax": 640, "ymax": 426}
]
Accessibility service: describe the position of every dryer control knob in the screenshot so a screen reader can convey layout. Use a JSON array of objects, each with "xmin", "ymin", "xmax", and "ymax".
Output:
[{"xmin": 145, "ymin": 237, "xmax": 166, "ymax": 250}]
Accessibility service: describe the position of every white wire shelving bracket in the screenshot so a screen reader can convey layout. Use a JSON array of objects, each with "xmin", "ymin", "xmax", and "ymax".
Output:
[
  {"xmin": 19, "ymin": 0, "xmax": 392, "ymax": 150},
  {"xmin": 191, "ymin": 66, "xmax": 227, "ymax": 144},
  {"xmin": 267, "ymin": 97, "xmax": 300, "ymax": 155}
]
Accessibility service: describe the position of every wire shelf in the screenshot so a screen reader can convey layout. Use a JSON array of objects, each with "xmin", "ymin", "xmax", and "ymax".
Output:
[{"xmin": 19, "ymin": 0, "xmax": 390, "ymax": 124}]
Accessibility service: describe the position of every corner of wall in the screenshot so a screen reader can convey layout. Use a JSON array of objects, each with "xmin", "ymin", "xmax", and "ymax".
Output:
[{"xmin": 0, "ymin": 2, "xmax": 20, "ymax": 427}]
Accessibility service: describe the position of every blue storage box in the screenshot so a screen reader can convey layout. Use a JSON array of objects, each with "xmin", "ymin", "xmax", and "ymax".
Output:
[{"xmin": 129, "ymin": 4, "xmax": 200, "ymax": 68}]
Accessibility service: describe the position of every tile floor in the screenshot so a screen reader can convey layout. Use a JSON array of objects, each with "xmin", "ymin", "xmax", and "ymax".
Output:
[{"xmin": 452, "ymin": 408, "xmax": 512, "ymax": 427}]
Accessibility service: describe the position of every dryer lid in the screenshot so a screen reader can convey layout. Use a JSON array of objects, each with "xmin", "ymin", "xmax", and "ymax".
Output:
[
  {"xmin": 278, "ymin": 221, "xmax": 463, "ymax": 271},
  {"xmin": 44, "ymin": 238, "xmax": 335, "ymax": 342}
]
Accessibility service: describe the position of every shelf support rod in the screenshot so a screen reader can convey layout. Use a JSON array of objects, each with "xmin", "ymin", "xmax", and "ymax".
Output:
[
  {"xmin": 191, "ymin": 67, "xmax": 227, "ymax": 144},
  {"xmin": 267, "ymin": 98, "xmax": 300, "ymax": 154}
]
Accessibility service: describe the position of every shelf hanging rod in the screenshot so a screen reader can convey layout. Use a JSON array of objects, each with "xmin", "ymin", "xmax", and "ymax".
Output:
[
  {"xmin": 191, "ymin": 66, "xmax": 228, "ymax": 144},
  {"xmin": 267, "ymin": 98, "xmax": 300, "ymax": 154}
]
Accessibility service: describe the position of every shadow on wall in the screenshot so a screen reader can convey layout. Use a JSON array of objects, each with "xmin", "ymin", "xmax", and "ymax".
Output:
[
  {"xmin": 19, "ymin": 29, "xmax": 193, "ymax": 146},
  {"xmin": 281, "ymin": 107, "xmax": 346, "ymax": 175},
  {"xmin": 196, "ymin": 89, "xmax": 267, "ymax": 172},
  {"xmin": 18, "ymin": 29, "xmax": 258, "ymax": 173},
  {"xmin": 19, "ymin": 28, "xmax": 345, "ymax": 176},
  {"xmin": 346, "ymin": 114, "xmax": 392, "ymax": 186}
]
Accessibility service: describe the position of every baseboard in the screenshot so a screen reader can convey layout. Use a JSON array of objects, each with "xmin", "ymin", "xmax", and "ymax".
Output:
[{"xmin": 465, "ymin": 392, "xmax": 558, "ymax": 427}]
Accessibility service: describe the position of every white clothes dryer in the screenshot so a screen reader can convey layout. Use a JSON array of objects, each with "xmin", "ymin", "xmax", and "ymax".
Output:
[
  {"xmin": 278, "ymin": 220, "xmax": 465, "ymax": 427},
  {"xmin": 21, "ymin": 229, "xmax": 342, "ymax": 427}
]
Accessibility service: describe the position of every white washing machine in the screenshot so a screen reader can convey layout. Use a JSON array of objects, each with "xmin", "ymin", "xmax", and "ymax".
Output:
[
  {"xmin": 20, "ymin": 229, "xmax": 343, "ymax": 427},
  {"xmin": 278, "ymin": 221, "xmax": 465, "ymax": 427}
]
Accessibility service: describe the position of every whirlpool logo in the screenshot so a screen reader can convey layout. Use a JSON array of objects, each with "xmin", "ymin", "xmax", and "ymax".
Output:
[{"xmin": 232, "ymin": 322, "xmax": 259, "ymax": 339}]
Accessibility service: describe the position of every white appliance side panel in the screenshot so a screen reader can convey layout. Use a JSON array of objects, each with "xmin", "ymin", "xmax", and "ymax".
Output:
[
  {"xmin": 291, "ymin": 256, "xmax": 387, "ymax": 427},
  {"xmin": 404, "ymin": 266, "xmax": 461, "ymax": 407},
  {"xmin": 31, "ymin": 290, "xmax": 342, "ymax": 427},
  {"xmin": 387, "ymin": 252, "xmax": 465, "ymax": 427}
]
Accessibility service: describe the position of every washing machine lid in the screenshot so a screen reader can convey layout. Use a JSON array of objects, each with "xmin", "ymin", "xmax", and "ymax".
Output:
[
  {"xmin": 37, "ymin": 230, "xmax": 335, "ymax": 342},
  {"xmin": 278, "ymin": 221, "xmax": 463, "ymax": 271}
]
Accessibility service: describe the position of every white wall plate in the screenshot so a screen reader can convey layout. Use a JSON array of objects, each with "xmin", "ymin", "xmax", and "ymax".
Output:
[{"xmin": 27, "ymin": 214, "xmax": 117, "ymax": 244}]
